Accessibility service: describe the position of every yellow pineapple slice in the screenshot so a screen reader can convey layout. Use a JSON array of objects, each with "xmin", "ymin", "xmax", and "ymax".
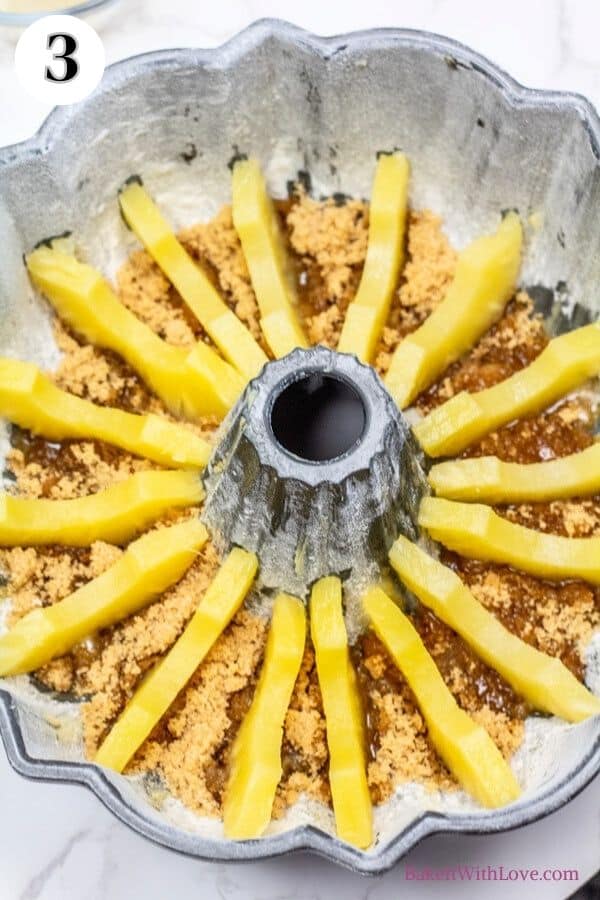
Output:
[
  {"xmin": 231, "ymin": 159, "xmax": 308, "ymax": 357},
  {"xmin": 419, "ymin": 497, "xmax": 600, "ymax": 585},
  {"xmin": 337, "ymin": 152, "xmax": 410, "ymax": 363},
  {"xmin": 0, "ymin": 358, "xmax": 210, "ymax": 468},
  {"xmin": 310, "ymin": 576, "xmax": 372, "ymax": 849},
  {"xmin": 414, "ymin": 323, "xmax": 600, "ymax": 457},
  {"xmin": 0, "ymin": 470, "xmax": 202, "ymax": 547},
  {"xmin": 0, "ymin": 518, "xmax": 208, "ymax": 676},
  {"xmin": 95, "ymin": 547, "xmax": 258, "ymax": 773},
  {"xmin": 364, "ymin": 586, "xmax": 521, "ymax": 806},
  {"xmin": 26, "ymin": 245, "xmax": 243, "ymax": 420},
  {"xmin": 429, "ymin": 441, "xmax": 600, "ymax": 502},
  {"xmin": 385, "ymin": 213, "xmax": 522, "ymax": 408},
  {"xmin": 223, "ymin": 592, "xmax": 306, "ymax": 839},
  {"xmin": 119, "ymin": 181, "xmax": 268, "ymax": 380},
  {"xmin": 184, "ymin": 341, "xmax": 245, "ymax": 411},
  {"xmin": 389, "ymin": 536, "xmax": 600, "ymax": 722}
]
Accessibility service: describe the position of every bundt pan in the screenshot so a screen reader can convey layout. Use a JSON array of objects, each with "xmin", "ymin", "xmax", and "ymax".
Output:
[{"xmin": 1, "ymin": 19, "xmax": 599, "ymax": 875}]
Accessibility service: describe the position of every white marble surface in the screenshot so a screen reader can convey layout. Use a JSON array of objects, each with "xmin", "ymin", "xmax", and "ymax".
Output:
[{"xmin": 0, "ymin": 1, "xmax": 599, "ymax": 897}]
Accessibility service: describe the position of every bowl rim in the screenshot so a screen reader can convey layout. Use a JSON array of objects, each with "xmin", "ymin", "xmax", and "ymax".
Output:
[
  {"xmin": 1, "ymin": 17, "xmax": 599, "ymax": 875},
  {"xmin": 0, "ymin": 0, "xmax": 118, "ymax": 27}
]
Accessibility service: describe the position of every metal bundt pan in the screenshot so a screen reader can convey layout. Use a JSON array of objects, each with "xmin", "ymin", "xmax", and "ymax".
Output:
[{"xmin": 1, "ymin": 19, "xmax": 599, "ymax": 875}]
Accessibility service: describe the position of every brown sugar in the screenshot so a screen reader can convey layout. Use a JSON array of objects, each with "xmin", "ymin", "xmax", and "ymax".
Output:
[
  {"xmin": 127, "ymin": 608, "xmax": 267, "ymax": 817},
  {"xmin": 274, "ymin": 643, "xmax": 330, "ymax": 816},
  {"xmin": 444, "ymin": 553, "xmax": 599, "ymax": 683},
  {"xmin": 0, "ymin": 192, "xmax": 598, "ymax": 822},
  {"xmin": 285, "ymin": 191, "xmax": 368, "ymax": 347},
  {"xmin": 352, "ymin": 610, "xmax": 527, "ymax": 806}
]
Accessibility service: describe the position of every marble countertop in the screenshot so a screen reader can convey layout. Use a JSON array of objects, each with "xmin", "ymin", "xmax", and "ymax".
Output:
[{"xmin": 0, "ymin": 2, "xmax": 599, "ymax": 898}]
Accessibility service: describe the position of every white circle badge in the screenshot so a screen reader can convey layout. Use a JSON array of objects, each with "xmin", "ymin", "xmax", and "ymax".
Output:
[{"xmin": 15, "ymin": 15, "xmax": 105, "ymax": 105}]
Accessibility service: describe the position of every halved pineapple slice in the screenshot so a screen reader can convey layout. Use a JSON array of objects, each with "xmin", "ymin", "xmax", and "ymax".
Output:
[
  {"xmin": 364, "ymin": 586, "xmax": 522, "ymax": 806},
  {"xmin": 118, "ymin": 181, "xmax": 268, "ymax": 380},
  {"xmin": 414, "ymin": 322, "xmax": 600, "ymax": 457},
  {"xmin": 0, "ymin": 470, "xmax": 202, "ymax": 546},
  {"xmin": 0, "ymin": 518, "xmax": 208, "ymax": 676},
  {"xmin": 26, "ymin": 244, "xmax": 243, "ymax": 420},
  {"xmin": 419, "ymin": 497, "xmax": 600, "ymax": 585},
  {"xmin": 95, "ymin": 547, "xmax": 258, "ymax": 773},
  {"xmin": 231, "ymin": 159, "xmax": 308, "ymax": 358},
  {"xmin": 310, "ymin": 576, "xmax": 372, "ymax": 849},
  {"xmin": 385, "ymin": 213, "xmax": 522, "ymax": 408},
  {"xmin": 0, "ymin": 358, "xmax": 211, "ymax": 469},
  {"xmin": 337, "ymin": 152, "xmax": 410, "ymax": 363},
  {"xmin": 429, "ymin": 441, "xmax": 600, "ymax": 503},
  {"xmin": 389, "ymin": 536, "xmax": 600, "ymax": 722},
  {"xmin": 223, "ymin": 592, "xmax": 306, "ymax": 839}
]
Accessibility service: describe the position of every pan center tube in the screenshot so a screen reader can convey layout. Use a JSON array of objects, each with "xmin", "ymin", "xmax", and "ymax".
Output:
[
  {"xmin": 202, "ymin": 346, "xmax": 428, "ymax": 597},
  {"xmin": 269, "ymin": 371, "xmax": 367, "ymax": 463}
]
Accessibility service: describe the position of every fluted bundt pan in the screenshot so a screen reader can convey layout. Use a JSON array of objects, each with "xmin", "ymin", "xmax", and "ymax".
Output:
[{"xmin": 1, "ymin": 20, "xmax": 600, "ymax": 875}]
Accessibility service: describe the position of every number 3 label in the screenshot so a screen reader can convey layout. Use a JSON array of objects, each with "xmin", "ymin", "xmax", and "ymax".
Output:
[
  {"xmin": 15, "ymin": 15, "xmax": 105, "ymax": 105},
  {"xmin": 45, "ymin": 33, "xmax": 79, "ymax": 84}
]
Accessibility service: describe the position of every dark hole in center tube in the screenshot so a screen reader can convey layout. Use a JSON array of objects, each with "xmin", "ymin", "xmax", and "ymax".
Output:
[{"xmin": 270, "ymin": 373, "xmax": 367, "ymax": 462}]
